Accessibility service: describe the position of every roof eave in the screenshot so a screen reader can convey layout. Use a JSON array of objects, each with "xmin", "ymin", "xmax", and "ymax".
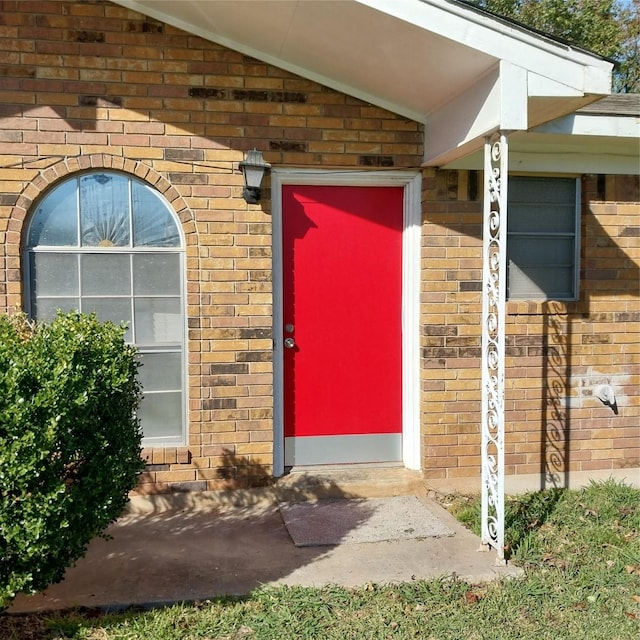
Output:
[{"xmin": 110, "ymin": 0, "xmax": 614, "ymax": 167}]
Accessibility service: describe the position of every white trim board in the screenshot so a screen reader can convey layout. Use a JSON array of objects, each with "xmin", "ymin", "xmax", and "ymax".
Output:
[{"xmin": 271, "ymin": 169, "xmax": 422, "ymax": 476}]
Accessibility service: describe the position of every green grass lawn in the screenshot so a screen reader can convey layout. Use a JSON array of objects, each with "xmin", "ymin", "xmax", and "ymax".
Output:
[{"xmin": 2, "ymin": 480, "xmax": 639, "ymax": 639}]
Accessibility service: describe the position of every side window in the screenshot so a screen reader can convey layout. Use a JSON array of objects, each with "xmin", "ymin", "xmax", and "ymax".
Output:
[
  {"xmin": 507, "ymin": 176, "xmax": 580, "ymax": 300},
  {"xmin": 24, "ymin": 172, "xmax": 186, "ymax": 446}
]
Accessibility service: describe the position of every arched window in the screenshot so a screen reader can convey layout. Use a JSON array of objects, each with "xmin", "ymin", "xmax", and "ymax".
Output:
[{"xmin": 24, "ymin": 171, "xmax": 185, "ymax": 445}]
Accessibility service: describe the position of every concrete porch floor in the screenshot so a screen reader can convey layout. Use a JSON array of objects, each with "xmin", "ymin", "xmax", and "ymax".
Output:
[{"xmin": 10, "ymin": 467, "xmax": 522, "ymax": 614}]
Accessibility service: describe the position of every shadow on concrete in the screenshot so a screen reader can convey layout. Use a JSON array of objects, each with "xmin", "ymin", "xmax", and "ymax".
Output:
[
  {"xmin": 7, "ymin": 455, "xmax": 522, "ymax": 618},
  {"xmin": 8, "ymin": 453, "xmax": 373, "ymax": 613}
]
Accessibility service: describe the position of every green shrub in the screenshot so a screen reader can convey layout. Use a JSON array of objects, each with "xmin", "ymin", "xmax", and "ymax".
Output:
[{"xmin": 0, "ymin": 312, "xmax": 144, "ymax": 608}]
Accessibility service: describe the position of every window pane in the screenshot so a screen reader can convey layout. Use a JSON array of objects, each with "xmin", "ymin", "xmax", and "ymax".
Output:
[
  {"xmin": 132, "ymin": 181, "xmax": 181, "ymax": 247},
  {"xmin": 134, "ymin": 297, "xmax": 182, "ymax": 344},
  {"xmin": 508, "ymin": 204, "xmax": 575, "ymax": 233},
  {"xmin": 32, "ymin": 298, "xmax": 79, "ymax": 323},
  {"xmin": 138, "ymin": 392, "xmax": 183, "ymax": 439},
  {"xmin": 510, "ymin": 177, "xmax": 575, "ymax": 204},
  {"xmin": 133, "ymin": 254, "xmax": 180, "ymax": 295},
  {"xmin": 508, "ymin": 236, "xmax": 574, "ymax": 267},
  {"xmin": 80, "ymin": 173, "xmax": 131, "ymax": 247},
  {"xmin": 28, "ymin": 178, "xmax": 78, "ymax": 246},
  {"xmin": 509, "ymin": 177, "xmax": 576, "ymax": 234},
  {"xmin": 81, "ymin": 253, "xmax": 131, "ymax": 295},
  {"xmin": 137, "ymin": 351, "xmax": 182, "ymax": 391},
  {"xmin": 508, "ymin": 264, "xmax": 573, "ymax": 299},
  {"xmin": 30, "ymin": 253, "xmax": 79, "ymax": 296},
  {"xmin": 81, "ymin": 297, "xmax": 132, "ymax": 338}
]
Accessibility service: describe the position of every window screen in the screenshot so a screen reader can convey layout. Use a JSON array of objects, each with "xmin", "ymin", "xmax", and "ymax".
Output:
[
  {"xmin": 507, "ymin": 177, "xmax": 579, "ymax": 300},
  {"xmin": 25, "ymin": 172, "xmax": 185, "ymax": 446}
]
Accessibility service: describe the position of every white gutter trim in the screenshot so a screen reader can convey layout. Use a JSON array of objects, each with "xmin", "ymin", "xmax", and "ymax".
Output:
[
  {"xmin": 508, "ymin": 152, "xmax": 640, "ymax": 174},
  {"xmin": 362, "ymin": 0, "xmax": 613, "ymax": 69},
  {"xmin": 356, "ymin": 0, "xmax": 613, "ymax": 94},
  {"xmin": 533, "ymin": 114, "xmax": 640, "ymax": 138}
]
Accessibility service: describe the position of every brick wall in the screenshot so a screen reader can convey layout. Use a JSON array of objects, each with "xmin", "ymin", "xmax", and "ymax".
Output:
[
  {"xmin": 421, "ymin": 172, "xmax": 639, "ymax": 491},
  {"xmin": 1, "ymin": 1, "xmax": 637, "ymax": 494},
  {"xmin": 0, "ymin": 0, "xmax": 423, "ymax": 493},
  {"xmin": 421, "ymin": 170, "xmax": 486, "ymax": 484}
]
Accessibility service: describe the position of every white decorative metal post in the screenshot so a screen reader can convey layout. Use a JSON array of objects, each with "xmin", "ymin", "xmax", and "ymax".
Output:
[{"xmin": 481, "ymin": 132, "xmax": 508, "ymax": 563}]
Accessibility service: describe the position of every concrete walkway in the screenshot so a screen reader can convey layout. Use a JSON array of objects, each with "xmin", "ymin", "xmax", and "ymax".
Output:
[{"xmin": 10, "ymin": 469, "xmax": 522, "ymax": 613}]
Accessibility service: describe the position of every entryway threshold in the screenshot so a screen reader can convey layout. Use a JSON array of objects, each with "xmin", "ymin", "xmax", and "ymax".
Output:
[
  {"xmin": 276, "ymin": 463, "xmax": 426, "ymax": 501},
  {"xmin": 122, "ymin": 465, "xmax": 426, "ymax": 515}
]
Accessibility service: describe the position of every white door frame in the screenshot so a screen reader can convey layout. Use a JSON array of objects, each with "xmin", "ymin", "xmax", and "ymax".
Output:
[{"xmin": 271, "ymin": 169, "xmax": 422, "ymax": 476}]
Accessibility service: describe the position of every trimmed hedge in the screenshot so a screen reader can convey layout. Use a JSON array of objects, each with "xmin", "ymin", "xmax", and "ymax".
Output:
[{"xmin": 0, "ymin": 312, "xmax": 144, "ymax": 608}]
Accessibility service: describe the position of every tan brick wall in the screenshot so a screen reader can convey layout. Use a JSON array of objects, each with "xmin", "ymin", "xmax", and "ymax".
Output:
[
  {"xmin": 420, "ymin": 170, "xmax": 485, "ymax": 483},
  {"xmin": 1, "ymin": 1, "xmax": 637, "ymax": 494},
  {"xmin": 421, "ymin": 172, "xmax": 639, "ymax": 490},
  {"xmin": 0, "ymin": 0, "xmax": 423, "ymax": 493}
]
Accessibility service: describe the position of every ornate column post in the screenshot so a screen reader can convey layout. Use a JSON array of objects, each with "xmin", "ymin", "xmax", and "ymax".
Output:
[{"xmin": 481, "ymin": 132, "xmax": 508, "ymax": 563}]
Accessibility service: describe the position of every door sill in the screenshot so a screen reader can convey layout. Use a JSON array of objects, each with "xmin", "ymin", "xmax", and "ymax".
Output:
[
  {"xmin": 286, "ymin": 461, "xmax": 405, "ymax": 474},
  {"xmin": 276, "ymin": 464, "xmax": 425, "ymax": 501}
]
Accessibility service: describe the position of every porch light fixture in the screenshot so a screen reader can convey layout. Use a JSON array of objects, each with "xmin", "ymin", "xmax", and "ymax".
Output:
[{"xmin": 240, "ymin": 149, "xmax": 271, "ymax": 204}]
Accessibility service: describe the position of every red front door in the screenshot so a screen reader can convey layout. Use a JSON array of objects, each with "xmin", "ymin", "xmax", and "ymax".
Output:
[{"xmin": 282, "ymin": 185, "xmax": 403, "ymax": 466}]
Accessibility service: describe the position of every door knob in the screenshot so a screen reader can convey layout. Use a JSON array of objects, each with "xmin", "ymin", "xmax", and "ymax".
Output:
[{"xmin": 284, "ymin": 337, "xmax": 296, "ymax": 349}]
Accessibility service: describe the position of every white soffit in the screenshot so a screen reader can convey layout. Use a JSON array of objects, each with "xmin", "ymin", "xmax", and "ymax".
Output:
[
  {"xmin": 111, "ymin": 0, "xmax": 614, "ymax": 165},
  {"xmin": 111, "ymin": 0, "xmax": 496, "ymax": 122},
  {"xmin": 444, "ymin": 110, "xmax": 640, "ymax": 175}
]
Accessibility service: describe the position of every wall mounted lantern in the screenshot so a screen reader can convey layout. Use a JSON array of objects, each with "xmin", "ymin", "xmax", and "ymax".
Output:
[{"xmin": 240, "ymin": 149, "xmax": 271, "ymax": 204}]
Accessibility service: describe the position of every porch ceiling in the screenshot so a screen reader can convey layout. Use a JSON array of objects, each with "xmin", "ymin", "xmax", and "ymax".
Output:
[{"xmin": 112, "ymin": 0, "xmax": 614, "ymax": 166}]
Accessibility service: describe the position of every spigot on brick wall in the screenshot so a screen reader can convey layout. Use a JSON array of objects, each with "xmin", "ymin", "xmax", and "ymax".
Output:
[{"xmin": 596, "ymin": 385, "xmax": 618, "ymax": 415}]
